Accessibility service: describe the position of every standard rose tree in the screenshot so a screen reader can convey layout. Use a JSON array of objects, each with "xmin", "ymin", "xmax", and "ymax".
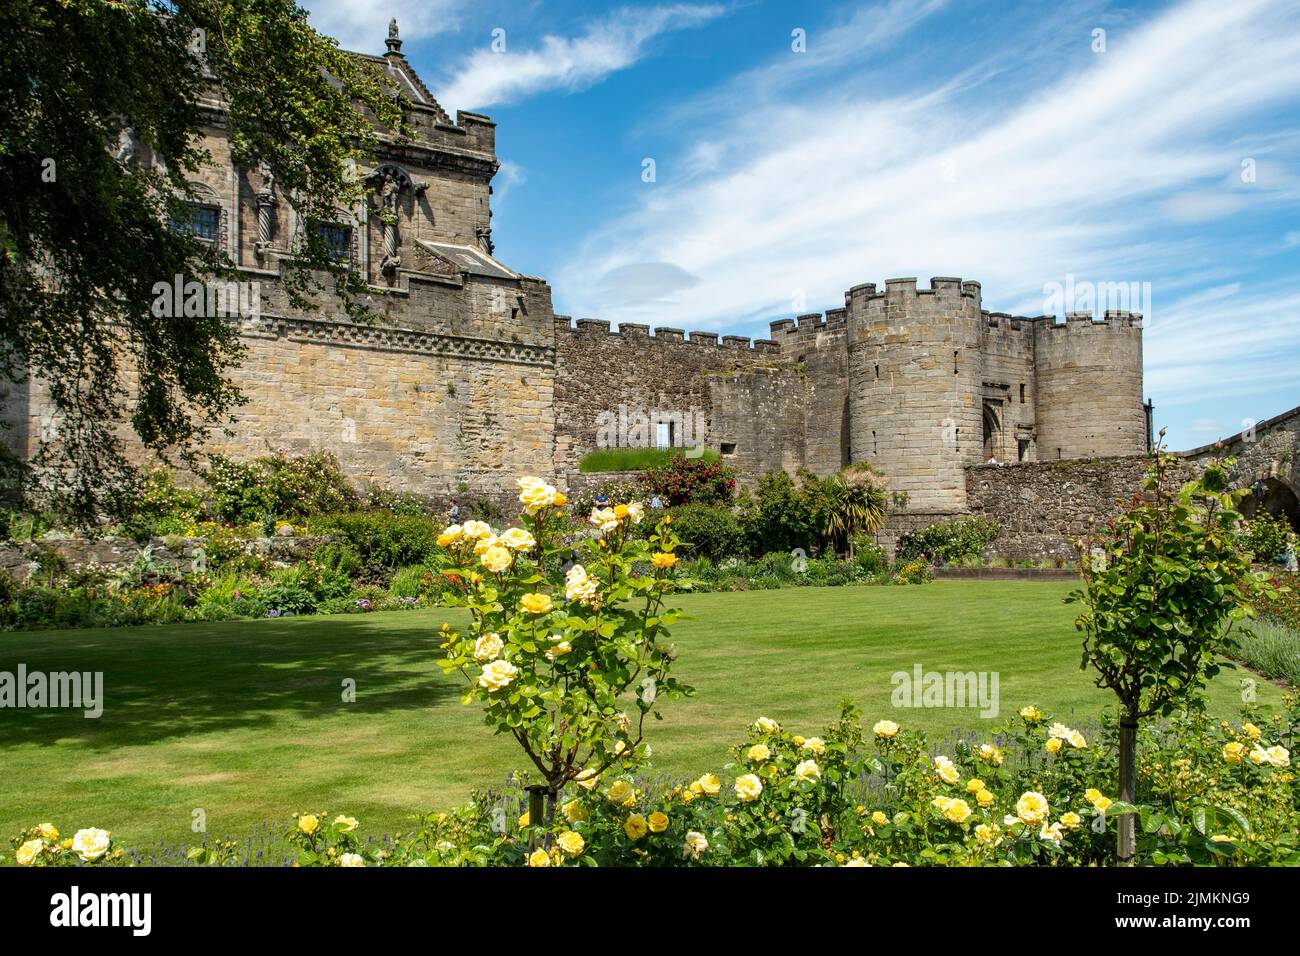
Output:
[
  {"xmin": 432, "ymin": 476, "xmax": 693, "ymax": 827},
  {"xmin": 1069, "ymin": 442, "xmax": 1272, "ymax": 864}
]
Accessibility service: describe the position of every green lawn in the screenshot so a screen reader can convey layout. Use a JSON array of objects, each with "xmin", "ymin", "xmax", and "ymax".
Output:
[{"xmin": 0, "ymin": 581, "xmax": 1282, "ymax": 849}]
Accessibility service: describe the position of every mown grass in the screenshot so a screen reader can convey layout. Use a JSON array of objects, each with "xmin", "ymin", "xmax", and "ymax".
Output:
[
  {"xmin": 577, "ymin": 446, "xmax": 720, "ymax": 472},
  {"xmin": 0, "ymin": 581, "xmax": 1283, "ymax": 850}
]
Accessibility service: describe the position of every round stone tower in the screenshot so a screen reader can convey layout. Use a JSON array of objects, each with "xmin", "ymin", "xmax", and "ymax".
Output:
[
  {"xmin": 846, "ymin": 277, "xmax": 985, "ymax": 513},
  {"xmin": 1032, "ymin": 311, "xmax": 1145, "ymax": 460}
]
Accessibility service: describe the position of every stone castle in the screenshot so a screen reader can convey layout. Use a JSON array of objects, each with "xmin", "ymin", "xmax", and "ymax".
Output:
[{"xmin": 6, "ymin": 24, "xmax": 1296, "ymax": 555}]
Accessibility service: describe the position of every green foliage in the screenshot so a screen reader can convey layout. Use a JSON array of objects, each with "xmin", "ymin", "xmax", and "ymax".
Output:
[
  {"xmin": 1238, "ymin": 512, "xmax": 1294, "ymax": 564},
  {"xmin": 667, "ymin": 505, "xmax": 746, "ymax": 561},
  {"xmin": 636, "ymin": 453, "xmax": 737, "ymax": 506},
  {"xmin": 896, "ymin": 515, "xmax": 1002, "ymax": 565},
  {"xmin": 433, "ymin": 475, "xmax": 693, "ymax": 794},
  {"xmin": 121, "ymin": 468, "xmax": 204, "ymax": 538},
  {"xmin": 736, "ymin": 470, "xmax": 817, "ymax": 557},
  {"xmin": 1071, "ymin": 450, "xmax": 1267, "ymax": 721},
  {"xmin": 203, "ymin": 452, "xmax": 356, "ymax": 524},
  {"xmin": 1, "ymin": 0, "xmax": 404, "ymax": 523},
  {"xmin": 579, "ymin": 446, "xmax": 721, "ymax": 473},
  {"xmin": 1235, "ymin": 618, "xmax": 1300, "ymax": 687},
  {"xmin": 312, "ymin": 511, "xmax": 441, "ymax": 577}
]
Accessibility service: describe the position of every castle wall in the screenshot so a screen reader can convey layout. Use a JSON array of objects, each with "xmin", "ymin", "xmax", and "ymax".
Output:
[
  {"xmin": 978, "ymin": 310, "xmax": 1038, "ymax": 463},
  {"xmin": 769, "ymin": 310, "xmax": 851, "ymax": 474},
  {"xmin": 550, "ymin": 319, "xmax": 793, "ymax": 479},
  {"xmin": 1033, "ymin": 312, "xmax": 1145, "ymax": 460},
  {"xmin": 845, "ymin": 278, "xmax": 985, "ymax": 512}
]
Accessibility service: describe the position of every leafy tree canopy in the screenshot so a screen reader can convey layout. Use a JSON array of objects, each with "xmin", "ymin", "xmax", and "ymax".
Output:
[{"xmin": 0, "ymin": 0, "xmax": 404, "ymax": 523}]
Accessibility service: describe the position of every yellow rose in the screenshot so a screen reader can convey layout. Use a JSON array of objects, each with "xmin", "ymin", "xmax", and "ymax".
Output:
[
  {"xmin": 517, "ymin": 477, "xmax": 560, "ymax": 515},
  {"xmin": 624, "ymin": 814, "xmax": 648, "ymax": 840},
  {"xmin": 976, "ymin": 789, "xmax": 994, "ymax": 808},
  {"xmin": 1015, "ymin": 791, "xmax": 1049, "ymax": 826},
  {"xmin": 337, "ymin": 853, "xmax": 364, "ymax": 867},
  {"xmin": 685, "ymin": 830, "xmax": 708, "ymax": 858},
  {"xmin": 975, "ymin": 823, "xmax": 999, "ymax": 845},
  {"xmin": 734, "ymin": 773, "xmax": 763, "ymax": 802},
  {"xmin": 15, "ymin": 839, "xmax": 42, "ymax": 867},
  {"xmin": 648, "ymin": 811, "xmax": 669, "ymax": 833},
  {"xmin": 70, "ymin": 827, "xmax": 111, "ymax": 862},
  {"xmin": 696, "ymin": 773, "xmax": 722, "ymax": 796},
  {"xmin": 1045, "ymin": 737, "xmax": 1063, "ymax": 754},
  {"xmin": 1223, "ymin": 741, "xmax": 1245, "ymax": 764},
  {"xmin": 526, "ymin": 848, "xmax": 551, "ymax": 867},
  {"xmin": 1266, "ymin": 745, "xmax": 1291, "ymax": 767},
  {"xmin": 480, "ymin": 545, "xmax": 513, "ymax": 574},
  {"xmin": 873, "ymin": 720, "xmax": 900, "ymax": 738},
  {"xmin": 1060, "ymin": 812, "xmax": 1082, "ymax": 829},
  {"xmin": 753, "ymin": 717, "xmax": 780, "ymax": 735},
  {"xmin": 556, "ymin": 830, "xmax": 585, "ymax": 857},
  {"xmin": 607, "ymin": 780, "xmax": 635, "ymax": 805},
  {"xmin": 298, "ymin": 815, "xmax": 320, "ymax": 835},
  {"xmin": 802, "ymin": 737, "xmax": 826, "ymax": 755},
  {"xmin": 650, "ymin": 552, "xmax": 678, "ymax": 569},
  {"xmin": 473, "ymin": 533, "xmax": 499, "ymax": 555},
  {"xmin": 34, "ymin": 823, "xmax": 58, "ymax": 841},
  {"xmin": 1020, "ymin": 705, "xmax": 1043, "ymax": 722},
  {"xmin": 1092, "ymin": 795, "xmax": 1113, "ymax": 812},
  {"xmin": 613, "ymin": 504, "xmax": 629, "ymax": 519},
  {"xmin": 333, "ymin": 815, "xmax": 359, "ymax": 832},
  {"xmin": 562, "ymin": 800, "xmax": 589, "ymax": 823},
  {"xmin": 795, "ymin": 759, "xmax": 821, "ymax": 783},
  {"xmin": 462, "ymin": 520, "xmax": 492, "ymax": 539},
  {"xmin": 871, "ymin": 811, "xmax": 888, "ymax": 826},
  {"xmin": 519, "ymin": 592, "xmax": 553, "ymax": 614},
  {"xmin": 966, "ymin": 778, "xmax": 984, "ymax": 794},
  {"xmin": 436, "ymin": 524, "xmax": 463, "ymax": 547},
  {"xmin": 497, "ymin": 527, "xmax": 536, "ymax": 552},
  {"xmin": 518, "ymin": 812, "xmax": 530, "ymax": 828},
  {"xmin": 747, "ymin": 743, "xmax": 771, "ymax": 762},
  {"xmin": 545, "ymin": 640, "xmax": 572, "ymax": 661},
  {"xmin": 933, "ymin": 755, "xmax": 960, "ymax": 785},
  {"xmin": 942, "ymin": 798, "xmax": 972, "ymax": 824},
  {"xmin": 473, "ymin": 632, "xmax": 504, "ymax": 663},
  {"xmin": 478, "ymin": 659, "xmax": 519, "ymax": 692},
  {"xmin": 978, "ymin": 744, "xmax": 1004, "ymax": 766},
  {"xmin": 575, "ymin": 769, "xmax": 599, "ymax": 790},
  {"xmin": 1243, "ymin": 722, "xmax": 1262, "ymax": 740}
]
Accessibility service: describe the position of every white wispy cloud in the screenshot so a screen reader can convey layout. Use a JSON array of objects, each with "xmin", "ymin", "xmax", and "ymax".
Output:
[
  {"xmin": 555, "ymin": 0, "xmax": 1300, "ymax": 433},
  {"xmin": 436, "ymin": 4, "xmax": 727, "ymax": 113},
  {"xmin": 303, "ymin": 0, "xmax": 463, "ymax": 53}
]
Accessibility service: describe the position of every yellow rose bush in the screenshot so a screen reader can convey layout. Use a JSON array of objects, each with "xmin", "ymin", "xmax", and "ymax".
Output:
[
  {"xmin": 8, "ymin": 824, "xmax": 124, "ymax": 866},
  {"xmin": 432, "ymin": 475, "xmax": 693, "ymax": 825}
]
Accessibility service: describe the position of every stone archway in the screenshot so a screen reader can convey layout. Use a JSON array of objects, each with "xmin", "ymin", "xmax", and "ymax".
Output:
[{"xmin": 1241, "ymin": 476, "xmax": 1300, "ymax": 533}]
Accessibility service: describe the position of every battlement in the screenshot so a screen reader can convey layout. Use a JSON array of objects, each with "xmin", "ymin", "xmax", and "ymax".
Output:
[
  {"xmin": 554, "ymin": 315, "xmax": 781, "ymax": 354},
  {"xmin": 1037, "ymin": 310, "xmax": 1144, "ymax": 329}
]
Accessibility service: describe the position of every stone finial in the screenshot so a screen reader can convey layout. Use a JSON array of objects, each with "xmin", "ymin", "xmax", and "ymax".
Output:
[{"xmin": 386, "ymin": 18, "xmax": 403, "ymax": 54}]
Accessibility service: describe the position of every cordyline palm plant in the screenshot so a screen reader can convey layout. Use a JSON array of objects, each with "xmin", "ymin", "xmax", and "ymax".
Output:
[
  {"xmin": 820, "ymin": 467, "xmax": 887, "ymax": 559},
  {"xmin": 1069, "ymin": 436, "xmax": 1270, "ymax": 864},
  {"xmin": 432, "ymin": 477, "xmax": 693, "ymax": 839}
]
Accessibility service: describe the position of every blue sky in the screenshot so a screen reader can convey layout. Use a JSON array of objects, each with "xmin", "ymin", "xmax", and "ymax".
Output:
[{"xmin": 304, "ymin": 0, "xmax": 1300, "ymax": 451}]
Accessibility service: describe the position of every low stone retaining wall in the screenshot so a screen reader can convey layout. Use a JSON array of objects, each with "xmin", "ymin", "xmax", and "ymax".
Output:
[
  {"xmin": 933, "ymin": 567, "xmax": 1079, "ymax": 582},
  {"xmin": 0, "ymin": 534, "xmax": 330, "ymax": 584}
]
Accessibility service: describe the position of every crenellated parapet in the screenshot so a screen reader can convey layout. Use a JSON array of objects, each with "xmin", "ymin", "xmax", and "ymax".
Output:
[{"xmin": 554, "ymin": 315, "xmax": 782, "ymax": 355}]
